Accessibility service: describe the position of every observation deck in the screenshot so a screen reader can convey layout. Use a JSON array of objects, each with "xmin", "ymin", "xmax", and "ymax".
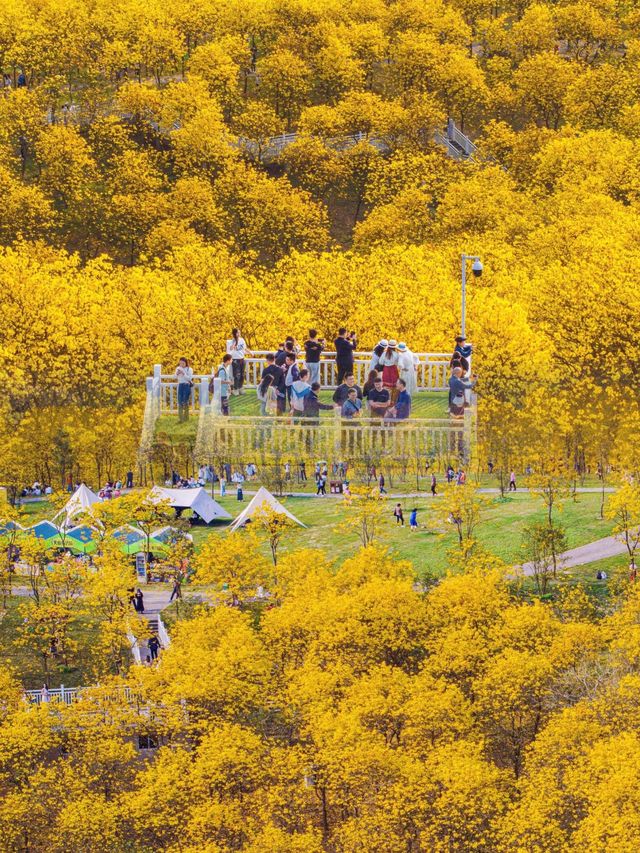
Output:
[{"xmin": 141, "ymin": 351, "xmax": 475, "ymax": 465}]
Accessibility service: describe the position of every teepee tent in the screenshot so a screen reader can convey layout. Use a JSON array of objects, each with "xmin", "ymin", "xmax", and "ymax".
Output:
[
  {"xmin": 54, "ymin": 484, "xmax": 102, "ymax": 527},
  {"xmin": 229, "ymin": 487, "xmax": 306, "ymax": 532},
  {"xmin": 149, "ymin": 486, "xmax": 231, "ymax": 524}
]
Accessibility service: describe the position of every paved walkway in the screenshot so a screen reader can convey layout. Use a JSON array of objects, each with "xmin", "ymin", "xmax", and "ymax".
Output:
[
  {"xmin": 520, "ymin": 535, "xmax": 627, "ymax": 576},
  {"xmin": 221, "ymin": 486, "xmax": 614, "ymax": 499}
]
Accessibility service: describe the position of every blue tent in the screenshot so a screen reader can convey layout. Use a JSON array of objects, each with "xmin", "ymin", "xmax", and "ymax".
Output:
[
  {"xmin": 0, "ymin": 521, "xmax": 23, "ymax": 536},
  {"xmin": 29, "ymin": 520, "xmax": 60, "ymax": 540},
  {"xmin": 112, "ymin": 527, "xmax": 145, "ymax": 547}
]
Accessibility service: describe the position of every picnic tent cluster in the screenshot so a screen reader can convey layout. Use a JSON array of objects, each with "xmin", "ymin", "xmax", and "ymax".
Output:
[{"xmin": 2, "ymin": 485, "xmax": 304, "ymax": 556}]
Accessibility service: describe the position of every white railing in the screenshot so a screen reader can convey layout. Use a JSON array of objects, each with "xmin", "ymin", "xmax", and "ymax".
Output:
[
  {"xmin": 151, "ymin": 352, "xmax": 453, "ymax": 415},
  {"xmin": 127, "ymin": 628, "xmax": 142, "ymax": 664},
  {"xmin": 239, "ymin": 122, "xmax": 474, "ymax": 162},
  {"xmin": 157, "ymin": 613, "xmax": 171, "ymax": 648},
  {"xmin": 25, "ymin": 684, "xmax": 133, "ymax": 705},
  {"xmin": 194, "ymin": 414, "xmax": 472, "ymax": 462}
]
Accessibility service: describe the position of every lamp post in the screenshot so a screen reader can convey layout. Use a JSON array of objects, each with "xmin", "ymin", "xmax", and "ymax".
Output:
[{"xmin": 460, "ymin": 254, "xmax": 483, "ymax": 337}]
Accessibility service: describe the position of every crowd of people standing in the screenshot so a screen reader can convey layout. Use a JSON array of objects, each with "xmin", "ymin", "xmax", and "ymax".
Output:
[{"xmin": 174, "ymin": 328, "xmax": 476, "ymax": 422}]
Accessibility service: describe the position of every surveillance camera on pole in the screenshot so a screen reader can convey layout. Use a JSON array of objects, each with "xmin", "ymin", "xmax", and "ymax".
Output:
[{"xmin": 460, "ymin": 254, "xmax": 483, "ymax": 337}]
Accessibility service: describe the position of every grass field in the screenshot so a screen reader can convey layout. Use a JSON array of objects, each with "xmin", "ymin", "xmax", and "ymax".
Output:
[
  {"xmin": 12, "ymin": 491, "xmax": 615, "ymax": 578},
  {"xmin": 184, "ymin": 490, "xmax": 615, "ymax": 577},
  {"xmin": 0, "ymin": 490, "xmax": 620, "ymax": 688}
]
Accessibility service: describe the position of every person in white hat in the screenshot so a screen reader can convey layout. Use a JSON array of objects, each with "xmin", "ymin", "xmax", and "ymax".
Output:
[
  {"xmin": 378, "ymin": 340, "xmax": 400, "ymax": 400},
  {"xmin": 397, "ymin": 342, "xmax": 418, "ymax": 396},
  {"xmin": 368, "ymin": 339, "xmax": 388, "ymax": 374}
]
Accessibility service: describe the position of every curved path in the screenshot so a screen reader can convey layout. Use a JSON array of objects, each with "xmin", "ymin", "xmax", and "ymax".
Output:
[{"xmin": 520, "ymin": 535, "xmax": 627, "ymax": 576}]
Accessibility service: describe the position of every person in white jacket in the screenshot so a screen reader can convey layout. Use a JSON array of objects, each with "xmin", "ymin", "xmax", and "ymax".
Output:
[{"xmin": 397, "ymin": 342, "xmax": 418, "ymax": 396}]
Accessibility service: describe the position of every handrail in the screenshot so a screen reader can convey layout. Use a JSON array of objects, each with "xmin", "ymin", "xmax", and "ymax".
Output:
[
  {"xmin": 25, "ymin": 684, "xmax": 133, "ymax": 705},
  {"xmin": 157, "ymin": 613, "xmax": 171, "ymax": 648}
]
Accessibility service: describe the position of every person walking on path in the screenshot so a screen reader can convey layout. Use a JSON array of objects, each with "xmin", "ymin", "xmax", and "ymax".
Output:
[
  {"xmin": 393, "ymin": 503, "xmax": 404, "ymax": 525},
  {"xmin": 431, "ymin": 473, "xmax": 437, "ymax": 496},
  {"xmin": 134, "ymin": 588, "xmax": 144, "ymax": 613},
  {"xmin": 170, "ymin": 576, "xmax": 182, "ymax": 602},
  {"xmin": 509, "ymin": 470, "xmax": 517, "ymax": 492},
  {"xmin": 379, "ymin": 473, "xmax": 387, "ymax": 494},
  {"xmin": 148, "ymin": 635, "xmax": 160, "ymax": 661},
  {"xmin": 126, "ymin": 470, "xmax": 133, "ymax": 489},
  {"xmin": 304, "ymin": 329, "xmax": 325, "ymax": 387},
  {"xmin": 409, "ymin": 508, "xmax": 418, "ymax": 530},
  {"xmin": 334, "ymin": 328, "xmax": 357, "ymax": 384},
  {"xmin": 226, "ymin": 328, "xmax": 251, "ymax": 395},
  {"xmin": 316, "ymin": 473, "xmax": 327, "ymax": 496},
  {"xmin": 299, "ymin": 461, "xmax": 307, "ymax": 482},
  {"xmin": 175, "ymin": 357, "xmax": 193, "ymax": 422}
]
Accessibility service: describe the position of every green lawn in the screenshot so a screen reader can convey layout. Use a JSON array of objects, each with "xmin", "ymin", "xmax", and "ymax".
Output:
[
  {"xmin": 187, "ymin": 491, "xmax": 615, "ymax": 578},
  {"xmin": 7, "ymin": 492, "xmax": 614, "ymax": 579},
  {"xmin": 0, "ymin": 491, "xmax": 620, "ymax": 687}
]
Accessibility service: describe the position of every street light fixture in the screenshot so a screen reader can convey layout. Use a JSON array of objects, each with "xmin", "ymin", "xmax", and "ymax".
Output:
[{"xmin": 460, "ymin": 254, "xmax": 482, "ymax": 338}]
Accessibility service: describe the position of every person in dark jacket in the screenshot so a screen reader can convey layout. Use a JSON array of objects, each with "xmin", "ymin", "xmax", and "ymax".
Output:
[
  {"xmin": 304, "ymin": 329, "xmax": 325, "ymax": 387},
  {"xmin": 134, "ymin": 588, "xmax": 144, "ymax": 613},
  {"xmin": 148, "ymin": 635, "xmax": 160, "ymax": 660},
  {"xmin": 334, "ymin": 327, "xmax": 357, "ymax": 384},
  {"xmin": 304, "ymin": 382, "xmax": 333, "ymax": 423},
  {"xmin": 332, "ymin": 374, "xmax": 362, "ymax": 407},
  {"xmin": 262, "ymin": 354, "xmax": 286, "ymax": 413}
]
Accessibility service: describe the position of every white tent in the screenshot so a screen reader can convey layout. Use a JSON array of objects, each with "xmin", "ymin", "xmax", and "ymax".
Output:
[
  {"xmin": 229, "ymin": 486, "xmax": 306, "ymax": 532},
  {"xmin": 149, "ymin": 486, "xmax": 231, "ymax": 523},
  {"xmin": 54, "ymin": 484, "xmax": 102, "ymax": 527}
]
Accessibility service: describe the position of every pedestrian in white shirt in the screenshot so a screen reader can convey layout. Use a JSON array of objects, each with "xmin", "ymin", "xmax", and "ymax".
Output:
[
  {"xmin": 226, "ymin": 328, "xmax": 251, "ymax": 395},
  {"xmin": 176, "ymin": 357, "xmax": 194, "ymax": 422},
  {"xmin": 397, "ymin": 343, "xmax": 418, "ymax": 396}
]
